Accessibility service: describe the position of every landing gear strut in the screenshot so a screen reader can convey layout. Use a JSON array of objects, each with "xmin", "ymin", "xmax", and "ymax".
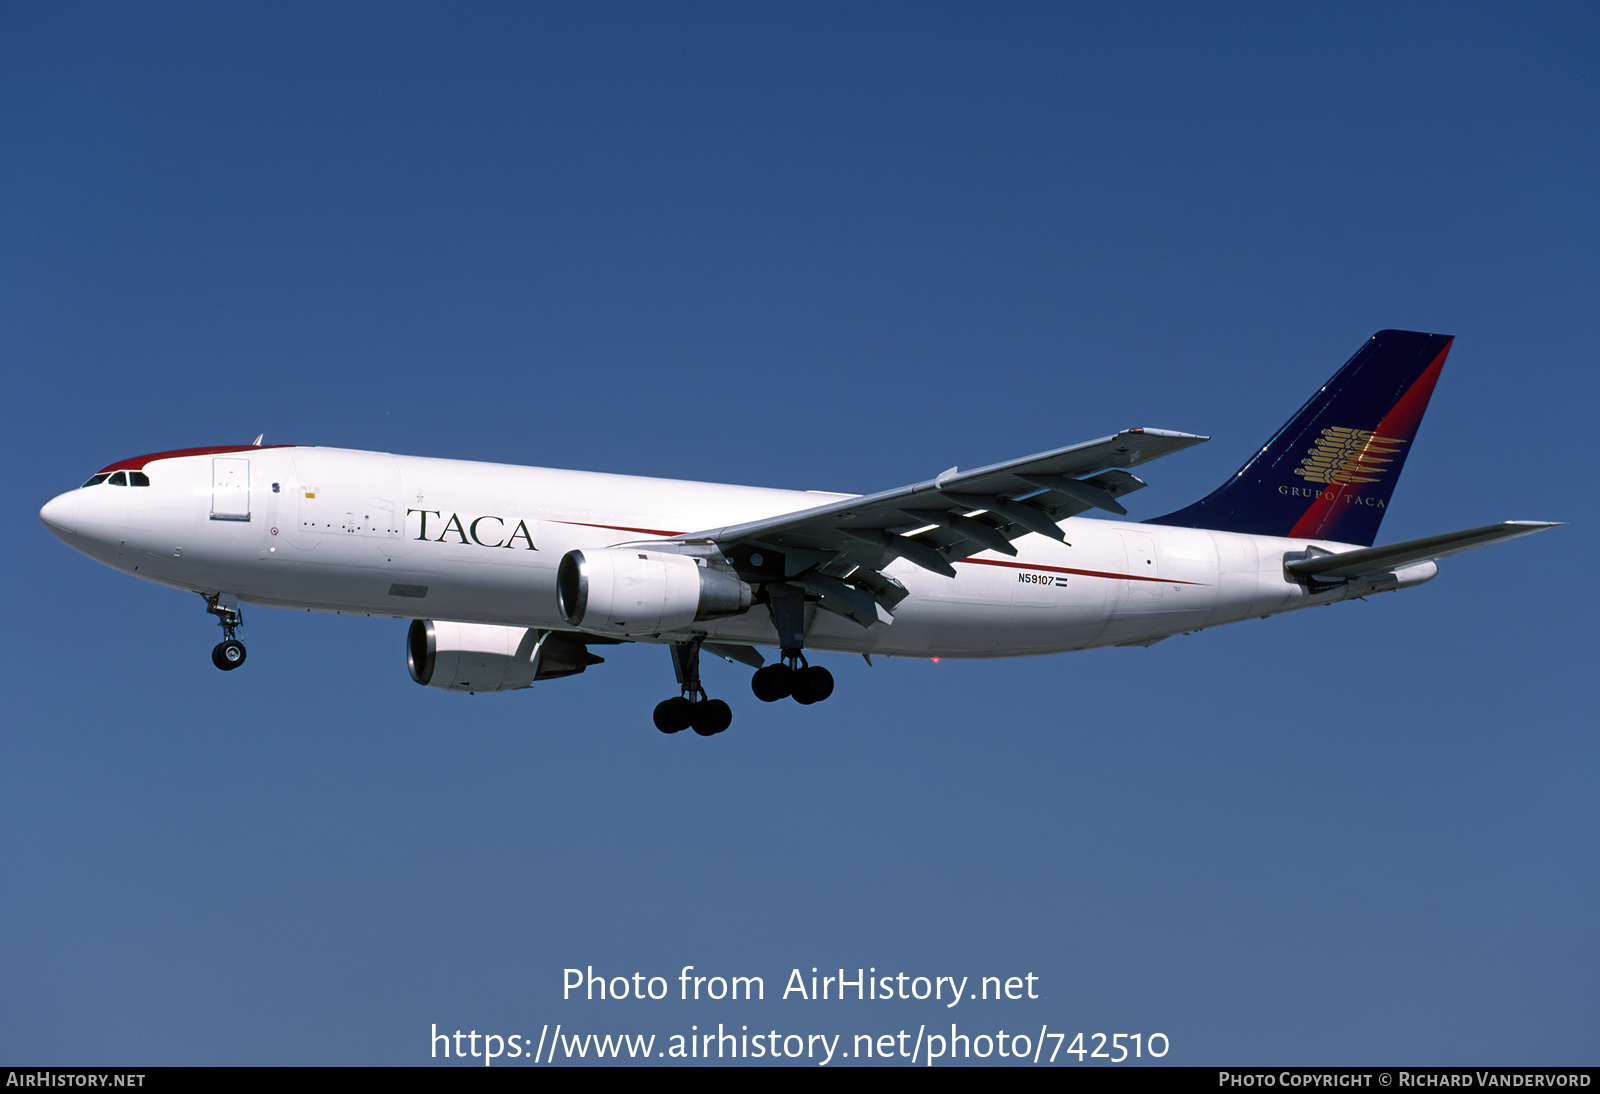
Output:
[
  {"xmin": 205, "ymin": 592, "xmax": 247, "ymax": 671},
  {"xmin": 750, "ymin": 583, "xmax": 834, "ymax": 705},
  {"xmin": 654, "ymin": 637, "xmax": 732, "ymax": 736}
]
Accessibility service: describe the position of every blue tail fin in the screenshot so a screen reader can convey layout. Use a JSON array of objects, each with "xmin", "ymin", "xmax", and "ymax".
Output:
[{"xmin": 1144, "ymin": 329, "xmax": 1453, "ymax": 547}]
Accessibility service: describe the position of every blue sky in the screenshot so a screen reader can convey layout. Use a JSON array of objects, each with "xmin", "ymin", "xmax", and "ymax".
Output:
[{"xmin": 2, "ymin": 3, "xmax": 1594, "ymax": 1065}]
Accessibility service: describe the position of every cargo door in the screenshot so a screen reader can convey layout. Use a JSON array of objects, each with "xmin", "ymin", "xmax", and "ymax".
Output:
[{"xmin": 289, "ymin": 450, "xmax": 409, "ymax": 558}]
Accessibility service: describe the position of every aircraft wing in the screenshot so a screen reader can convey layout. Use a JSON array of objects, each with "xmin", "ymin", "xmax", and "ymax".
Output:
[
  {"xmin": 1285, "ymin": 520, "xmax": 1563, "ymax": 581},
  {"xmin": 666, "ymin": 428, "xmax": 1208, "ymax": 628}
]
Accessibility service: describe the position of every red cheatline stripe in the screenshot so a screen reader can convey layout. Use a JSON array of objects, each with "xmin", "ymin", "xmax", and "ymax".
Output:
[
  {"xmin": 97, "ymin": 444, "xmax": 300, "ymax": 473},
  {"xmin": 957, "ymin": 556, "xmax": 1206, "ymax": 584},
  {"xmin": 553, "ymin": 520, "xmax": 685, "ymax": 537}
]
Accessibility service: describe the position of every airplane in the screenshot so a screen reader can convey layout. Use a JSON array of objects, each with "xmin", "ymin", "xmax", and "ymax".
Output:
[{"xmin": 38, "ymin": 329, "xmax": 1558, "ymax": 737}]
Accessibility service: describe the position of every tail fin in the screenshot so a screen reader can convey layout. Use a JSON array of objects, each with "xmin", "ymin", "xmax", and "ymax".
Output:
[{"xmin": 1145, "ymin": 329, "xmax": 1453, "ymax": 547}]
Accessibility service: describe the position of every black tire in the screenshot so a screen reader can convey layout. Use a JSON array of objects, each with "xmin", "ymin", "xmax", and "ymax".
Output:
[
  {"xmin": 691, "ymin": 699, "xmax": 732, "ymax": 736},
  {"xmin": 792, "ymin": 665, "xmax": 833, "ymax": 704},
  {"xmin": 653, "ymin": 697, "xmax": 694, "ymax": 734},
  {"xmin": 212, "ymin": 640, "xmax": 246, "ymax": 671},
  {"xmin": 750, "ymin": 663, "xmax": 794, "ymax": 702}
]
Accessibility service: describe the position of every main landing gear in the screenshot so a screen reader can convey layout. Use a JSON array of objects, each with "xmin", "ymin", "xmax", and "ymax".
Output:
[
  {"xmin": 654, "ymin": 637, "xmax": 733, "ymax": 736},
  {"xmin": 749, "ymin": 582, "xmax": 833, "ymax": 705},
  {"xmin": 750, "ymin": 651, "xmax": 834, "ymax": 705},
  {"xmin": 205, "ymin": 593, "xmax": 247, "ymax": 671},
  {"xmin": 654, "ymin": 586, "xmax": 839, "ymax": 735}
]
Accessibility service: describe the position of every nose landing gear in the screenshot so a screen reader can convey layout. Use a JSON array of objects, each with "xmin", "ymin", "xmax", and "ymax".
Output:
[{"xmin": 204, "ymin": 593, "xmax": 247, "ymax": 671}]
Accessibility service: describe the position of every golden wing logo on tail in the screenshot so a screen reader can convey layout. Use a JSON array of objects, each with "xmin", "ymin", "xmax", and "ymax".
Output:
[{"xmin": 1293, "ymin": 426, "xmax": 1407, "ymax": 485}]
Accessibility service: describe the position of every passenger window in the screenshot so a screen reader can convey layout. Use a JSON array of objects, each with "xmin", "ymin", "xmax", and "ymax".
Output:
[
  {"xmin": 108, "ymin": 471, "xmax": 128, "ymax": 486},
  {"xmin": 81, "ymin": 473, "xmax": 110, "ymax": 488},
  {"xmin": 130, "ymin": 471, "xmax": 150, "ymax": 486}
]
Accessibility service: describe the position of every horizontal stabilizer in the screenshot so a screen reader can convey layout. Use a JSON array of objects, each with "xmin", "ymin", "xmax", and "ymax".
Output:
[{"xmin": 1286, "ymin": 521, "xmax": 1562, "ymax": 580}]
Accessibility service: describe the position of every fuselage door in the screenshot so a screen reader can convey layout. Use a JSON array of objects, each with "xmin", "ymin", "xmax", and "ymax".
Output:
[
  {"xmin": 211, "ymin": 458, "xmax": 251, "ymax": 521},
  {"xmin": 288, "ymin": 450, "xmax": 410, "ymax": 557}
]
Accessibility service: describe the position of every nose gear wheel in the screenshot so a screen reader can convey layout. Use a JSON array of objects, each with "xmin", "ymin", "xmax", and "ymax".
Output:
[{"xmin": 203, "ymin": 593, "xmax": 247, "ymax": 672}]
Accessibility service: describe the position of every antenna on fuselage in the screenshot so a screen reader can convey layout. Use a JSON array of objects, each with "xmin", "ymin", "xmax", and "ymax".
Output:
[{"xmin": 251, "ymin": 434, "xmax": 264, "ymax": 446}]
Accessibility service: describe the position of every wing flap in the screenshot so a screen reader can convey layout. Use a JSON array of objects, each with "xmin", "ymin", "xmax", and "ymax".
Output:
[
  {"xmin": 703, "ymin": 642, "xmax": 766, "ymax": 669},
  {"xmin": 676, "ymin": 429, "xmax": 1206, "ymax": 555},
  {"xmin": 928, "ymin": 427, "xmax": 1207, "ymax": 502}
]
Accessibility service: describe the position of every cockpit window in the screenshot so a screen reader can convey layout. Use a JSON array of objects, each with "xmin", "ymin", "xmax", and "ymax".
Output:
[{"xmin": 82, "ymin": 469, "xmax": 151, "ymax": 487}]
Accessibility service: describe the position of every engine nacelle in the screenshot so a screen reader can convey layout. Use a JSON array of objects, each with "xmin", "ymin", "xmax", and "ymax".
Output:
[
  {"xmin": 557, "ymin": 548, "xmax": 752, "ymax": 636},
  {"xmin": 407, "ymin": 620, "xmax": 603, "ymax": 692}
]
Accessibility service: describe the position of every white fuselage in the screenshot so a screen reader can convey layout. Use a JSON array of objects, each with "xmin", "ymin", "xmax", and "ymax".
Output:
[{"xmin": 40, "ymin": 446, "xmax": 1428, "ymax": 658}]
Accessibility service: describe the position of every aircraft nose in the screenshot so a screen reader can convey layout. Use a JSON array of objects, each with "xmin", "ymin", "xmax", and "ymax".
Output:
[{"xmin": 39, "ymin": 491, "xmax": 80, "ymax": 538}]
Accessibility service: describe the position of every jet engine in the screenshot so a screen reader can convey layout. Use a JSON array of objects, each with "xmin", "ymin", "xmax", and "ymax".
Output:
[
  {"xmin": 406, "ymin": 619, "xmax": 604, "ymax": 692},
  {"xmin": 557, "ymin": 548, "xmax": 752, "ymax": 636}
]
